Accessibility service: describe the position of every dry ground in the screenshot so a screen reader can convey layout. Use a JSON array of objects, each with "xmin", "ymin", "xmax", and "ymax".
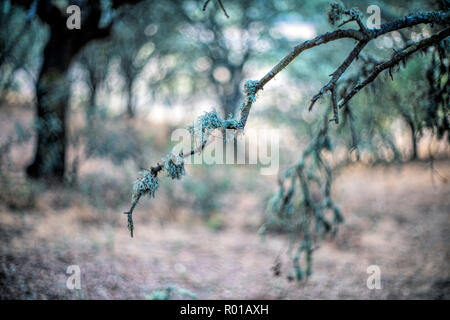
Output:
[{"xmin": 1, "ymin": 158, "xmax": 449, "ymax": 299}]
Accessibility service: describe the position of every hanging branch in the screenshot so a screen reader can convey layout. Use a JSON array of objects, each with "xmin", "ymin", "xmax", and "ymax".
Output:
[{"xmin": 125, "ymin": 5, "xmax": 450, "ymax": 238}]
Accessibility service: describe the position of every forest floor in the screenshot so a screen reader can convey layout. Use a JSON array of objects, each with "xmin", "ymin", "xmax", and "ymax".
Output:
[
  {"xmin": 1, "ymin": 160, "xmax": 449, "ymax": 299},
  {"xmin": 0, "ymin": 105, "xmax": 449, "ymax": 299}
]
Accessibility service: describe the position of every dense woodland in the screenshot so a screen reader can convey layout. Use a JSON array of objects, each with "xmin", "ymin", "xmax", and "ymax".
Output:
[{"xmin": 0, "ymin": 0, "xmax": 449, "ymax": 299}]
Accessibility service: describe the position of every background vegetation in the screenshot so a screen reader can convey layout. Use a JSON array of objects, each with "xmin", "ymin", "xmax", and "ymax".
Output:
[{"xmin": 0, "ymin": 0, "xmax": 448, "ymax": 299}]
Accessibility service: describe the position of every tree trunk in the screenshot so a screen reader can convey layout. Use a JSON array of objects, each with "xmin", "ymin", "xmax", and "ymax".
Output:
[
  {"xmin": 126, "ymin": 79, "xmax": 135, "ymax": 118},
  {"xmin": 26, "ymin": 33, "xmax": 72, "ymax": 182},
  {"xmin": 24, "ymin": 1, "xmax": 113, "ymax": 182},
  {"xmin": 408, "ymin": 121, "xmax": 418, "ymax": 160},
  {"xmin": 86, "ymin": 83, "xmax": 97, "ymax": 127},
  {"xmin": 219, "ymin": 70, "xmax": 243, "ymax": 118}
]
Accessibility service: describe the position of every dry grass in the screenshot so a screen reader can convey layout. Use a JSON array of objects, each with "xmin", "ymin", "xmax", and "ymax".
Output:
[
  {"xmin": 0, "ymin": 105, "xmax": 449, "ymax": 299},
  {"xmin": 0, "ymin": 159, "xmax": 449, "ymax": 299}
]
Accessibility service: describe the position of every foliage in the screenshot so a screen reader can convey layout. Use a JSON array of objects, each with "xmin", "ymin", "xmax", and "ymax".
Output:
[
  {"xmin": 262, "ymin": 115, "xmax": 344, "ymax": 280},
  {"xmin": 84, "ymin": 123, "xmax": 143, "ymax": 165},
  {"xmin": 0, "ymin": 1, "xmax": 45, "ymax": 102},
  {"xmin": 182, "ymin": 167, "xmax": 231, "ymax": 221},
  {"xmin": 0, "ymin": 172, "xmax": 38, "ymax": 210},
  {"xmin": 79, "ymin": 172, "xmax": 132, "ymax": 209},
  {"xmin": 426, "ymin": 43, "xmax": 450, "ymax": 141},
  {"xmin": 0, "ymin": 122, "xmax": 38, "ymax": 210}
]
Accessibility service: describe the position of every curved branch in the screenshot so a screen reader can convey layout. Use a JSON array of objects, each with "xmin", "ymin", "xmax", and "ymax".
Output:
[{"xmin": 124, "ymin": 8, "xmax": 450, "ymax": 237}]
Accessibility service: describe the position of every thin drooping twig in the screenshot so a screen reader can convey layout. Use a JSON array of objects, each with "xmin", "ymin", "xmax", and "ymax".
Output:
[
  {"xmin": 202, "ymin": 0, "xmax": 229, "ymax": 18},
  {"xmin": 216, "ymin": 0, "xmax": 229, "ymax": 18},
  {"xmin": 329, "ymin": 87, "xmax": 339, "ymax": 124},
  {"xmin": 125, "ymin": 9, "xmax": 449, "ymax": 237},
  {"xmin": 202, "ymin": 0, "xmax": 211, "ymax": 11}
]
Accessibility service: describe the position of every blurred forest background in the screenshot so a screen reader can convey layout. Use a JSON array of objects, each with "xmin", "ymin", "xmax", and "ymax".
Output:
[{"xmin": 0, "ymin": 0, "xmax": 449, "ymax": 299}]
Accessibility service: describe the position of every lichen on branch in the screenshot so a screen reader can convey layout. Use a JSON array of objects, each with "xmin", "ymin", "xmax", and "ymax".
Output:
[
  {"xmin": 163, "ymin": 153, "xmax": 186, "ymax": 180},
  {"xmin": 133, "ymin": 170, "xmax": 160, "ymax": 199},
  {"xmin": 188, "ymin": 109, "xmax": 242, "ymax": 143},
  {"xmin": 124, "ymin": 5, "xmax": 450, "ymax": 268}
]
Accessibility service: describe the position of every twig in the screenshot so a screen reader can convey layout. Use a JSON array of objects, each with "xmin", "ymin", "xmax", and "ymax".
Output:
[
  {"xmin": 329, "ymin": 87, "xmax": 339, "ymax": 124},
  {"xmin": 202, "ymin": 0, "xmax": 229, "ymax": 18},
  {"xmin": 309, "ymin": 40, "xmax": 368, "ymax": 111}
]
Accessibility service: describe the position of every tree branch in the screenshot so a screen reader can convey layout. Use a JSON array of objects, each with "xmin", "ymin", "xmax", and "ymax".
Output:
[
  {"xmin": 124, "ymin": 8, "xmax": 450, "ymax": 237},
  {"xmin": 339, "ymin": 27, "xmax": 450, "ymax": 109},
  {"xmin": 309, "ymin": 40, "xmax": 368, "ymax": 111}
]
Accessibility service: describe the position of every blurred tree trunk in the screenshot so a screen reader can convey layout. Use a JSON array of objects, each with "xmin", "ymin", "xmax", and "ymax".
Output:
[
  {"xmin": 125, "ymin": 78, "xmax": 135, "ymax": 118},
  {"xmin": 80, "ymin": 43, "xmax": 111, "ymax": 126},
  {"xmin": 408, "ymin": 121, "xmax": 418, "ymax": 160},
  {"xmin": 23, "ymin": 0, "xmax": 114, "ymax": 182},
  {"xmin": 219, "ymin": 76, "xmax": 242, "ymax": 118},
  {"xmin": 10, "ymin": 1, "xmax": 144, "ymax": 181},
  {"xmin": 87, "ymin": 82, "xmax": 98, "ymax": 125},
  {"xmin": 26, "ymin": 29, "xmax": 73, "ymax": 181},
  {"xmin": 400, "ymin": 111, "xmax": 418, "ymax": 161}
]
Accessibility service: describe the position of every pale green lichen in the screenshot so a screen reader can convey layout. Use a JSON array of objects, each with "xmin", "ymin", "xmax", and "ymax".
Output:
[
  {"xmin": 188, "ymin": 109, "xmax": 242, "ymax": 142},
  {"xmin": 243, "ymin": 80, "xmax": 259, "ymax": 104},
  {"xmin": 222, "ymin": 113, "xmax": 242, "ymax": 130},
  {"xmin": 188, "ymin": 109, "xmax": 221, "ymax": 139},
  {"xmin": 132, "ymin": 170, "xmax": 159, "ymax": 199},
  {"xmin": 163, "ymin": 153, "xmax": 186, "ymax": 180},
  {"xmin": 195, "ymin": 109, "xmax": 223, "ymax": 132}
]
